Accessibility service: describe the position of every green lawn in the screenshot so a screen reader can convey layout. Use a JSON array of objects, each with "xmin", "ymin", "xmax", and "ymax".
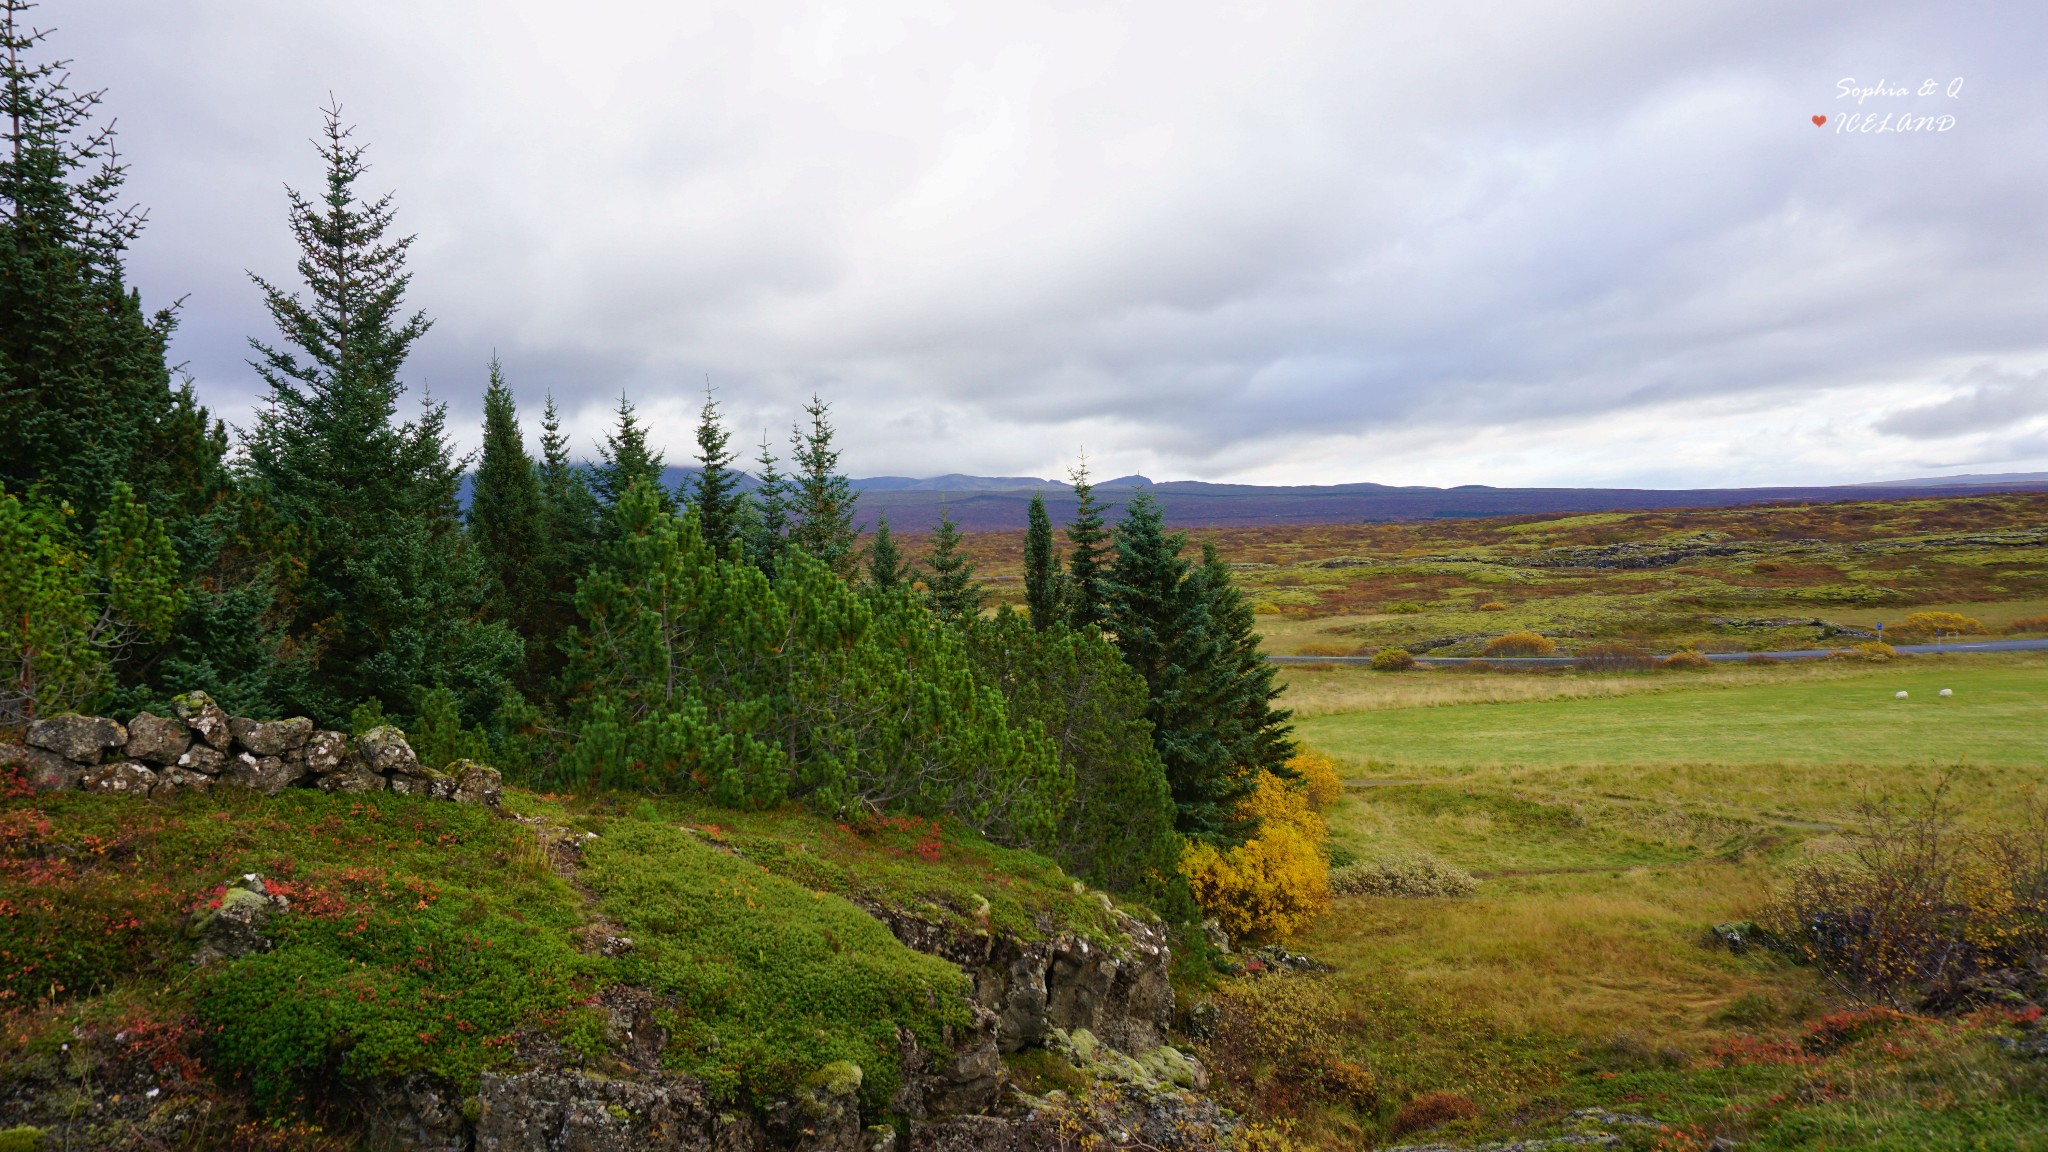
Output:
[{"xmin": 1299, "ymin": 657, "xmax": 2048, "ymax": 776}]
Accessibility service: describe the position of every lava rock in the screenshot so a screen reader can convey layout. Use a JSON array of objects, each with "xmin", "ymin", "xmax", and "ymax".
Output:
[
  {"xmin": 390, "ymin": 767, "xmax": 459, "ymax": 800},
  {"xmin": 3, "ymin": 742, "xmax": 83, "ymax": 792},
  {"xmin": 27, "ymin": 713, "xmax": 128, "ymax": 764},
  {"xmin": 450, "ymin": 760, "xmax": 504, "ymax": 807},
  {"xmin": 189, "ymin": 875, "xmax": 286, "ymax": 965},
  {"xmin": 353, "ymin": 726, "xmax": 420, "ymax": 775},
  {"xmin": 296, "ymin": 729, "xmax": 350, "ymax": 775},
  {"xmin": 224, "ymin": 752, "xmax": 306, "ymax": 796},
  {"xmin": 170, "ymin": 691, "xmax": 232, "ymax": 750},
  {"xmin": 230, "ymin": 716, "xmax": 314, "ymax": 757},
  {"xmin": 81, "ymin": 760, "xmax": 158, "ymax": 797},
  {"xmin": 175, "ymin": 743, "xmax": 229, "ymax": 775},
  {"xmin": 123, "ymin": 712, "xmax": 192, "ymax": 764},
  {"xmin": 153, "ymin": 766, "xmax": 216, "ymax": 800},
  {"xmin": 317, "ymin": 763, "xmax": 389, "ymax": 794}
]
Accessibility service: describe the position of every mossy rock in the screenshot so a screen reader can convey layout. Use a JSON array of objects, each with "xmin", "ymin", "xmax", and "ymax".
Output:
[{"xmin": 0, "ymin": 1126, "xmax": 45, "ymax": 1152}]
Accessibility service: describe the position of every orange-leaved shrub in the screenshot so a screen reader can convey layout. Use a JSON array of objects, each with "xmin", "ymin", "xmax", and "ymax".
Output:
[
  {"xmin": 1575, "ymin": 642, "xmax": 1654, "ymax": 671},
  {"xmin": 1197, "ymin": 973, "xmax": 1376, "ymax": 1116},
  {"xmin": 1477, "ymin": 600, "xmax": 1508, "ymax": 612},
  {"xmin": 1896, "ymin": 611, "xmax": 1990, "ymax": 638},
  {"xmin": 1285, "ymin": 749, "xmax": 1345, "ymax": 811},
  {"xmin": 2010, "ymin": 615, "xmax": 2048, "ymax": 634},
  {"xmin": 1660, "ymin": 650, "xmax": 1714, "ymax": 670},
  {"xmin": 1181, "ymin": 771, "xmax": 1331, "ymax": 942},
  {"xmin": 1391, "ymin": 1091, "xmax": 1478, "ymax": 1135},
  {"xmin": 1482, "ymin": 631, "xmax": 1554, "ymax": 658}
]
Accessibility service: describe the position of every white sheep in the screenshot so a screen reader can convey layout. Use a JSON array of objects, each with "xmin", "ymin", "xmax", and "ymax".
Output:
[
  {"xmin": 1895, "ymin": 690, "xmax": 1909, "ymax": 700},
  {"xmin": 1939, "ymin": 688, "xmax": 1953, "ymax": 698}
]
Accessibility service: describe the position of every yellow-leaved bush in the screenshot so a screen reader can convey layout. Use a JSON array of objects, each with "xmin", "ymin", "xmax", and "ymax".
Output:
[
  {"xmin": 1180, "ymin": 771, "xmax": 1332, "ymax": 943},
  {"xmin": 1286, "ymin": 749, "xmax": 1345, "ymax": 811}
]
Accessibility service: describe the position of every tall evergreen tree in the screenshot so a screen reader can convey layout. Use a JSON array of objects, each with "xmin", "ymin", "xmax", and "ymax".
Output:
[
  {"xmin": 468, "ymin": 356, "xmax": 542, "ymax": 625},
  {"xmin": 923, "ymin": 504, "xmax": 984, "ymax": 624},
  {"xmin": 867, "ymin": 513, "xmax": 905, "ymax": 591},
  {"xmin": 742, "ymin": 431, "xmax": 790, "ymax": 571},
  {"xmin": 591, "ymin": 392, "xmax": 669, "ymax": 515},
  {"xmin": 1105, "ymin": 491, "xmax": 1249, "ymax": 844},
  {"xmin": 242, "ymin": 102, "xmax": 519, "ymax": 723},
  {"xmin": 1196, "ymin": 540, "xmax": 1295, "ymax": 778},
  {"xmin": 0, "ymin": 3, "xmax": 224, "ymax": 530},
  {"xmin": 686, "ymin": 382, "xmax": 743, "ymax": 558},
  {"xmin": 787, "ymin": 395, "xmax": 860, "ymax": 579},
  {"xmin": 1023, "ymin": 492, "xmax": 1061, "ymax": 631},
  {"xmin": 531, "ymin": 393, "xmax": 599, "ymax": 691},
  {"xmin": 1063, "ymin": 457, "xmax": 1112, "ymax": 631}
]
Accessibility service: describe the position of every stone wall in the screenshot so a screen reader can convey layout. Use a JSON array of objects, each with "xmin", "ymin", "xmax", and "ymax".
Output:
[{"xmin": 0, "ymin": 691, "xmax": 501, "ymax": 807}]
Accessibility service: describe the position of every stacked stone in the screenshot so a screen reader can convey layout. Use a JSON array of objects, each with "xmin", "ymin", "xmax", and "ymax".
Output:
[{"xmin": 1, "ymin": 691, "xmax": 500, "ymax": 808}]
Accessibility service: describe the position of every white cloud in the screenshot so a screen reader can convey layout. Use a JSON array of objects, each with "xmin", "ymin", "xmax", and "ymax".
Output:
[{"xmin": 57, "ymin": 0, "xmax": 2048, "ymax": 486}]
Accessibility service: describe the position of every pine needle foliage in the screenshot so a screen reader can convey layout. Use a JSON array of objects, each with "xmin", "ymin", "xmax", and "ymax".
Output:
[
  {"xmin": 867, "ymin": 513, "xmax": 905, "ymax": 591},
  {"xmin": 469, "ymin": 357, "xmax": 543, "ymax": 628},
  {"xmin": 922, "ymin": 504, "xmax": 984, "ymax": 624},
  {"xmin": 592, "ymin": 392, "xmax": 670, "ymax": 517},
  {"xmin": 561, "ymin": 480, "xmax": 1066, "ymax": 848},
  {"xmin": 742, "ymin": 431, "xmax": 791, "ymax": 572},
  {"xmin": 1024, "ymin": 492, "xmax": 1061, "ymax": 630},
  {"xmin": 686, "ymin": 383, "xmax": 744, "ymax": 559},
  {"xmin": 1063, "ymin": 458, "xmax": 1112, "ymax": 632},
  {"xmin": 242, "ymin": 103, "xmax": 518, "ymax": 724},
  {"xmin": 786, "ymin": 395, "xmax": 860, "ymax": 579}
]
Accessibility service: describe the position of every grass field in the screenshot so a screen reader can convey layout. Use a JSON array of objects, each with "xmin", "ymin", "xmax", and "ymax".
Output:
[{"xmin": 1263, "ymin": 653, "xmax": 2048, "ymax": 1150}]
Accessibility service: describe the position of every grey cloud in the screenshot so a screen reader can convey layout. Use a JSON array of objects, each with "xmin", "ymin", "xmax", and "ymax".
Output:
[
  {"xmin": 53, "ymin": 0, "xmax": 2048, "ymax": 485},
  {"xmin": 1874, "ymin": 368, "xmax": 2048, "ymax": 439}
]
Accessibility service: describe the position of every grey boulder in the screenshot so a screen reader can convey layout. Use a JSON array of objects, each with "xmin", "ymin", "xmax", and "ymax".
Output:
[
  {"xmin": 124, "ymin": 712, "xmax": 192, "ymax": 764},
  {"xmin": 317, "ymin": 763, "xmax": 389, "ymax": 794},
  {"xmin": 153, "ymin": 766, "xmax": 216, "ymax": 800},
  {"xmin": 352, "ymin": 726, "xmax": 420, "ymax": 775},
  {"xmin": 224, "ymin": 752, "xmax": 306, "ymax": 796},
  {"xmin": 27, "ymin": 714, "xmax": 128, "ymax": 764},
  {"xmin": 171, "ymin": 691, "xmax": 232, "ymax": 750},
  {"xmin": 82, "ymin": 761, "xmax": 158, "ymax": 797},
  {"xmin": 175, "ymin": 743, "xmax": 229, "ymax": 775},
  {"xmin": 230, "ymin": 716, "xmax": 313, "ymax": 757},
  {"xmin": 2, "ymin": 742, "xmax": 82, "ymax": 792},
  {"xmin": 189, "ymin": 874, "xmax": 286, "ymax": 966},
  {"xmin": 296, "ymin": 729, "xmax": 350, "ymax": 775},
  {"xmin": 450, "ymin": 760, "xmax": 504, "ymax": 808}
]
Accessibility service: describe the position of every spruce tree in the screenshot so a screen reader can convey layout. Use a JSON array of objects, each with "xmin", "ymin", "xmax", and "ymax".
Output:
[
  {"xmin": 1063, "ymin": 457, "xmax": 1112, "ymax": 631},
  {"xmin": 243, "ymin": 102, "xmax": 519, "ymax": 723},
  {"xmin": 867, "ymin": 513, "xmax": 905, "ymax": 591},
  {"xmin": 742, "ymin": 431, "xmax": 791, "ymax": 571},
  {"xmin": 1023, "ymin": 492, "xmax": 1061, "ymax": 631},
  {"xmin": 0, "ymin": 3, "xmax": 224, "ymax": 530},
  {"xmin": 923, "ymin": 504, "xmax": 984, "ymax": 624},
  {"xmin": 468, "ymin": 356, "xmax": 542, "ymax": 625},
  {"xmin": 531, "ymin": 393, "xmax": 599, "ymax": 690},
  {"xmin": 686, "ymin": 382, "xmax": 743, "ymax": 558},
  {"xmin": 592, "ymin": 392, "xmax": 669, "ymax": 515},
  {"xmin": 1105, "ymin": 491, "xmax": 1249, "ymax": 844},
  {"xmin": 787, "ymin": 395, "xmax": 860, "ymax": 579},
  {"xmin": 1196, "ymin": 540, "xmax": 1295, "ymax": 778}
]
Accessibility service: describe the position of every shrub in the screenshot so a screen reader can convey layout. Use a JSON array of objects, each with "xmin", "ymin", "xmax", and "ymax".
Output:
[
  {"xmin": 1763, "ymin": 782, "xmax": 2048, "ymax": 1011},
  {"xmin": 2010, "ymin": 615, "xmax": 2048, "ymax": 634},
  {"xmin": 1477, "ymin": 601, "xmax": 1508, "ymax": 612},
  {"xmin": 1197, "ymin": 973, "xmax": 1372, "ymax": 1113},
  {"xmin": 1330, "ymin": 853, "xmax": 1479, "ymax": 899},
  {"xmin": 1370, "ymin": 647, "xmax": 1416, "ymax": 671},
  {"xmin": 1898, "ymin": 611, "xmax": 1990, "ymax": 636},
  {"xmin": 1660, "ymin": 650, "xmax": 1714, "ymax": 671},
  {"xmin": 1180, "ymin": 773, "xmax": 1330, "ymax": 942},
  {"xmin": 1292, "ymin": 642, "xmax": 1355, "ymax": 657},
  {"xmin": 1482, "ymin": 632, "xmax": 1555, "ymax": 658},
  {"xmin": 1285, "ymin": 750, "xmax": 1345, "ymax": 811},
  {"xmin": 1575, "ymin": 642, "xmax": 1653, "ymax": 671},
  {"xmin": 1829, "ymin": 641, "xmax": 1895, "ymax": 662},
  {"xmin": 1391, "ymin": 1091, "xmax": 1478, "ymax": 1135}
]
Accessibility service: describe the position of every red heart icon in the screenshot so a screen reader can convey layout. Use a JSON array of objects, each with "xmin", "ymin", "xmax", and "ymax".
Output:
[{"xmin": 1812, "ymin": 114, "xmax": 1827, "ymax": 127}]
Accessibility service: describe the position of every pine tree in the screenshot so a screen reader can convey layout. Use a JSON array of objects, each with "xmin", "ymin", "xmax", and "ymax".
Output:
[
  {"xmin": 1105, "ymin": 491, "xmax": 1250, "ymax": 844},
  {"xmin": 1063, "ymin": 457, "xmax": 1112, "ymax": 631},
  {"xmin": 468, "ymin": 356, "xmax": 542, "ymax": 624},
  {"xmin": 1023, "ymin": 492, "xmax": 1061, "ymax": 631},
  {"xmin": 742, "ymin": 430, "xmax": 790, "ymax": 571},
  {"xmin": 0, "ymin": 3, "xmax": 224, "ymax": 531},
  {"xmin": 592, "ymin": 392, "xmax": 669, "ymax": 515},
  {"xmin": 1196, "ymin": 540, "xmax": 1296, "ymax": 778},
  {"xmin": 867, "ymin": 513, "xmax": 905, "ymax": 591},
  {"xmin": 787, "ymin": 395, "xmax": 860, "ymax": 579},
  {"xmin": 531, "ymin": 393, "xmax": 600, "ymax": 692},
  {"xmin": 242, "ymin": 102, "xmax": 519, "ymax": 723},
  {"xmin": 686, "ymin": 382, "xmax": 743, "ymax": 558},
  {"xmin": 923, "ymin": 504, "xmax": 984, "ymax": 624}
]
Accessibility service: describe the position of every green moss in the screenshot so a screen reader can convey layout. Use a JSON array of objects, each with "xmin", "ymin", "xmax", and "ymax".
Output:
[
  {"xmin": 0, "ymin": 1127, "xmax": 43, "ymax": 1152},
  {"xmin": 579, "ymin": 819, "xmax": 971, "ymax": 1111}
]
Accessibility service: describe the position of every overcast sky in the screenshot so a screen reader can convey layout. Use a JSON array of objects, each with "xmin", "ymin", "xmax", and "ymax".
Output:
[{"xmin": 54, "ymin": 1, "xmax": 2048, "ymax": 487}]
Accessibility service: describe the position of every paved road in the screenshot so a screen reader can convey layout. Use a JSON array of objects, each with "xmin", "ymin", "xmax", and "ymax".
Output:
[{"xmin": 1268, "ymin": 636, "xmax": 2048, "ymax": 667}]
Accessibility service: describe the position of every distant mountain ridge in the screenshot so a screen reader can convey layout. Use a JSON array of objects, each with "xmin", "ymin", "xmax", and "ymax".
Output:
[{"xmin": 460, "ymin": 466, "xmax": 2048, "ymax": 532}]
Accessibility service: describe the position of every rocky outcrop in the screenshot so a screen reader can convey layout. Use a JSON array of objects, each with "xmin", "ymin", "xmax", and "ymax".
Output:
[
  {"xmin": 0, "ymin": 693, "xmax": 502, "ymax": 810},
  {"xmin": 858, "ymin": 901, "xmax": 1174, "ymax": 1058},
  {"xmin": 187, "ymin": 873, "xmax": 290, "ymax": 966}
]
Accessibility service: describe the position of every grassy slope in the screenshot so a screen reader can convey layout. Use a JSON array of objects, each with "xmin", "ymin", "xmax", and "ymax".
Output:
[
  {"xmin": 0, "ymin": 785, "xmax": 1126, "ymax": 1136},
  {"xmin": 1269, "ymin": 656, "xmax": 2048, "ymax": 1151}
]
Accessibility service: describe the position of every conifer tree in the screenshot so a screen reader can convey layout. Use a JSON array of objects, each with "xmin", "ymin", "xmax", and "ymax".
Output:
[
  {"xmin": 923, "ymin": 504, "xmax": 984, "ymax": 624},
  {"xmin": 1105, "ymin": 491, "xmax": 1249, "ymax": 844},
  {"xmin": 531, "ymin": 393, "xmax": 599, "ymax": 689},
  {"xmin": 742, "ymin": 431, "xmax": 790, "ymax": 571},
  {"xmin": 1196, "ymin": 540, "xmax": 1295, "ymax": 778},
  {"xmin": 592, "ymin": 392, "xmax": 669, "ymax": 515},
  {"xmin": 243, "ymin": 102, "xmax": 518, "ymax": 722},
  {"xmin": 468, "ymin": 356, "xmax": 542, "ymax": 624},
  {"xmin": 867, "ymin": 513, "xmax": 905, "ymax": 591},
  {"xmin": 0, "ymin": 3, "xmax": 224, "ymax": 530},
  {"xmin": 686, "ymin": 382, "xmax": 743, "ymax": 558},
  {"xmin": 1023, "ymin": 492, "xmax": 1061, "ymax": 631},
  {"xmin": 787, "ymin": 395, "xmax": 860, "ymax": 579},
  {"xmin": 1063, "ymin": 457, "xmax": 1112, "ymax": 631}
]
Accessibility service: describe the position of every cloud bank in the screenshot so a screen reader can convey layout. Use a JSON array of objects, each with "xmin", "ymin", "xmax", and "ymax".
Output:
[{"xmin": 57, "ymin": 0, "xmax": 2048, "ymax": 486}]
